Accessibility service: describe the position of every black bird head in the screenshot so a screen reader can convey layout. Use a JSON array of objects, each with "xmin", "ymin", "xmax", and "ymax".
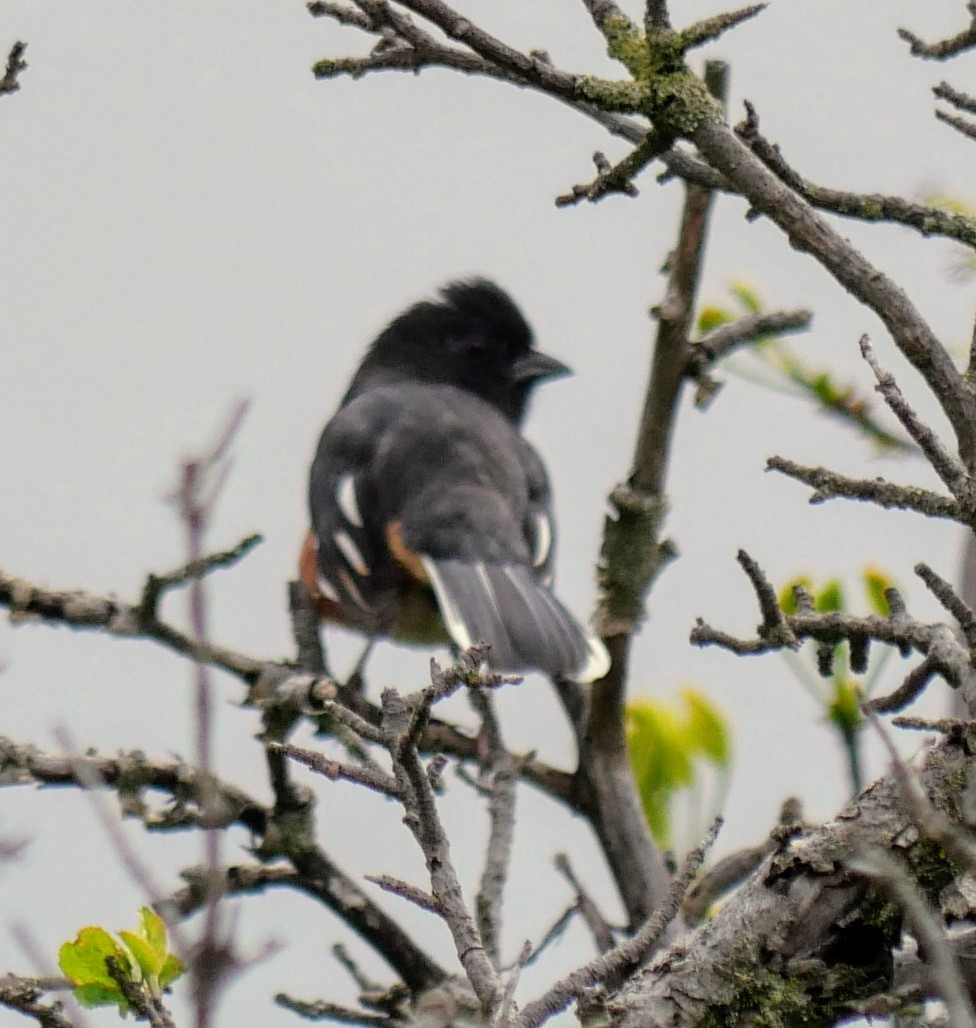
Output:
[{"xmin": 342, "ymin": 278, "xmax": 570, "ymax": 424}]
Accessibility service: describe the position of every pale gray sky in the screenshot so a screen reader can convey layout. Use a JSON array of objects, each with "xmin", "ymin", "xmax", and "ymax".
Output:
[{"xmin": 1, "ymin": 2, "xmax": 974, "ymax": 1024}]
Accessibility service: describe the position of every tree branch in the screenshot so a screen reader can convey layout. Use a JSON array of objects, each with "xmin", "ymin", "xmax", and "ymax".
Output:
[
  {"xmin": 766, "ymin": 456, "xmax": 963, "ymax": 521},
  {"xmin": 899, "ymin": 4, "xmax": 976, "ymax": 60},
  {"xmin": 0, "ymin": 41, "xmax": 27, "ymax": 96}
]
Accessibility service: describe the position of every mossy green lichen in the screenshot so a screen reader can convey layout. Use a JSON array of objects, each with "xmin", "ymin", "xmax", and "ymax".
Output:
[
  {"xmin": 576, "ymin": 75, "xmax": 651, "ymax": 114},
  {"xmin": 649, "ymin": 72, "xmax": 724, "ymax": 135},
  {"xmin": 603, "ymin": 17, "xmax": 653, "ymax": 79},
  {"xmin": 699, "ymin": 957, "xmax": 883, "ymax": 1027}
]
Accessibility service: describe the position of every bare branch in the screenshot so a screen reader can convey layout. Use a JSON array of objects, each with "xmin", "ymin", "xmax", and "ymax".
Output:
[
  {"xmin": 307, "ymin": 2, "xmax": 375, "ymax": 30},
  {"xmin": 276, "ymin": 993, "xmax": 396, "ymax": 1026},
  {"xmin": 868, "ymin": 711, "xmax": 976, "ymax": 873},
  {"xmin": 935, "ymin": 79, "xmax": 976, "ymax": 115},
  {"xmin": 0, "ymin": 975, "xmax": 74, "ymax": 1028},
  {"xmin": 767, "ymin": 456, "xmax": 962, "ymax": 521},
  {"xmin": 859, "ymin": 336, "xmax": 973, "ymax": 504},
  {"xmin": 0, "ymin": 564, "xmax": 267, "ymax": 684},
  {"xmin": 698, "ymin": 108, "xmax": 976, "ymax": 465},
  {"xmin": 893, "ymin": 715, "xmax": 976, "ymax": 734},
  {"xmin": 738, "ymin": 549, "xmax": 797, "ymax": 648},
  {"xmin": 899, "ymin": 6, "xmax": 976, "ymax": 60},
  {"xmin": 140, "ymin": 533, "xmax": 263, "ymax": 617},
  {"xmin": 516, "ymin": 819, "xmax": 721, "ymax": 1028},
  {"xmin": 936, "ymin": 107, "xmax": 976, "ymax": 142},
  {"xmin": 734, "ymin": 97, "xmax": 976, "ymax": 251},
  {"xmin": 160, "ymin": 864, "xmax": 301, "ymax": 919},
  {"xmin": 863, "ymin": 653, "xmax": 940, "ymax": 714},
  {"xmin": 365, "ymin": 874, "xmax": 442, "ymax": 914},
  {"xmin": 693, "ymin": 556, "xmax": 976, "ymax": 709},
  {"xmin": 0, "ymin": 41, "xmax": 27, "ymax": 96},
  {"xmin": 470, "ymin": 688, "xmax": 517, "ymax": 969},
  {"xmin": 382, "ymin": 677, "xmax": 501, "ymax": 1013},
  {"xmin": 914, "ymin": 561, "xmax": 976, "ymax": 649},
  {"xmin": 688, "ymin": 308, "xmax": 812, "ymax": 368},
  {"xmin": 272, "ymin": 740, "xmax": 401, "ymax": 798},
  {"xmin": 554, "ymin": 853, "xmax": 616, "ymax": 954},
  {"xmin": 644, "ymin": 0, "xmax": 669, "ymax": 30}
]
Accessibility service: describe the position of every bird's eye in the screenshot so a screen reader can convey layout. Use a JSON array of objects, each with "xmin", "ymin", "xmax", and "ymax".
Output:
[{"xmin": 453, "ymin": 334, "xmax": 489, "ymax": 359}]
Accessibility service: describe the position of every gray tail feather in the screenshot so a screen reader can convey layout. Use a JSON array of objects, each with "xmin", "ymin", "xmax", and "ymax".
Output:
[{"xmin": 422, "ymin": 559, "xmax": 610, "ymax": 682}]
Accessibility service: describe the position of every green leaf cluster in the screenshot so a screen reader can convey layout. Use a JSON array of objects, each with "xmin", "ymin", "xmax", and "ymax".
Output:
[
  {"xmin": 777, "ymin": 567, "xmax": 897, "ymax": 793},
  {"xmin": 697, "ymin": 283, "xmax": 913, "ymax": 453},
  {"xmin": 58, "ymin": 907, "xmax": 185, "ymax": 1014},
  {"xmin": 626, "ymin": 688, "xmax": 731, "ymax": 849}
]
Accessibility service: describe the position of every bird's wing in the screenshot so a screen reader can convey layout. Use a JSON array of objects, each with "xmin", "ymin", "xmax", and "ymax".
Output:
[{"xmin": 308, "ymin": 390, "xmax": 402, "ymax": 635}]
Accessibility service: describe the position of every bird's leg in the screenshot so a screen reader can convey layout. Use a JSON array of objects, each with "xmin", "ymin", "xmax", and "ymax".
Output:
[{"xmin": 346, "ymin": 638, "xmax": 376, "ymax": 695}]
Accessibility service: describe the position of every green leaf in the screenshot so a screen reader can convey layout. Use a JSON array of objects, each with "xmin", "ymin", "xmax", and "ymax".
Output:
[
  {"xmin": 626, "ymin": 692, "xmax": 732, "ymax": 847},
  {"xmin": 681, "ymin": 689, "xmax": 731, "ymax": 768},
  {"xmin": 863, "ymin": 566, "xmax": 894, "ymax": 615},
  {"xmin": 59, "ymin": 927, "xmax": 129, "ymax": 991},
  {"xmin": 697, "ymin": 305, "xmax": 732, "ymax": 333},
  {"xmin": 119, "ymin": 932, "xmax": 156, "ymax": 979},
  {"xmin": 73, "ymin": 982, "xmax": 128, "ymax": 1012},
  {"xmin": 816, "ymin": 580, "xmax": 845, "ymax": 613},
  {"xmin": 59, "ymin": 927, "xmax": 132, "ymax": 1011},
  {"xmin": 139, "ymin": 906, "xmax": 167, "ymax": 956},
  {"xmin": 729, "ymin": 280, "xmax": 763, "ymax": 314},
  {"xmin": 59, "ymin": 908, "xmax": 185, "ymax": 1012},
  {"xmin": 120, "ymin": 907, "xmax": 185, "ymax": 997},
  {"xmin": 828, "ymin": 679, "xmax": 863, "ymax": 733},
  {"xmin": 159, "ymin": 952, "xmax": 187, "ymax": 991}
]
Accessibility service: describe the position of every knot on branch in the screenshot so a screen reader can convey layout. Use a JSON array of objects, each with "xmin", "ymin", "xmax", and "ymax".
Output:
[{"xmin": 596, "ymin": 484, "xmax": 675, "ymax": 638}]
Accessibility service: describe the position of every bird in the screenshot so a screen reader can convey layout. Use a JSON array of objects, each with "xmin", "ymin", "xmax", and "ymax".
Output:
[{"xmin": 300, "ymin": 278, "xmax": 610, "ymax": 682}]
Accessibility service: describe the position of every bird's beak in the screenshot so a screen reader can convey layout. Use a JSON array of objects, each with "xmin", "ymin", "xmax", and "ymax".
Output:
[{"xmin": 512, "ymin": 350, "xmax": 572, "ymax": 383}]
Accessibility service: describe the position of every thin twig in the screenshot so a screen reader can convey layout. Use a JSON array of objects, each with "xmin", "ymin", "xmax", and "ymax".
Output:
[
  {"xmin": 858, "ymin": 336, "xmax": 972, "ymax": 504},
  {"xmin": 275, "ymin": 993, "xmax": 395, "ymax": 1026},
  {"xmin": 915, "ymin": 562, "xmax": 976, "ymax": 650},
  {"xmin": 516, "ymin": 819, "xmax": 722, "ymax": 1028},
  {"xmin": 470, "ymin": 688, "xmax": 517, "ymax": 969},
  {"xmin": 365, "ymin": 875, "xmax": 443, "ymax": 914},
  {"xmin": 554, "ymin": 853, "xmax": 616, "ymax": 953},
  {"xmin": 0, "ymin": 41, "xmax": 27, "ymax": 96},
  {"xmin": 766, "ymin": 457, "xmax": 962, "ymax": 522},
  {"xmin": 899, "ymin": 8, "xmax": 976, "ymax": 60}
]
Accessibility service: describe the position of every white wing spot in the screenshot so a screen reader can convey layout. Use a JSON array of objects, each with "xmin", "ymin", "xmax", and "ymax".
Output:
[
  {"xmin": 337, "ymin": 567, "xmax": 372, "ymax": 613},
  {"xmin": 334, "ymin": 530, "xmax": 369, "ymax": 577},
  {"xmin": 336, "ymin": 474, "xmax": 364, "ymax": 527},
  {"xmin": 532, "ymin": 512, "xmax": 552, "ymax": 568},
  {"xmin": 579, "ymin": 636, "xmax": 611, "ymax": 683},
  {"xmin": 316, "ymin": 574, "xmax": 340, "ymax": 602},
  {"xmin": 422, "ymin": 558, "xmax": 473, "ymax": 651}
]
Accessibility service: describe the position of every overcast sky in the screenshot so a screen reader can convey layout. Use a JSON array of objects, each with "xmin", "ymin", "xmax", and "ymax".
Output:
[{"xmin": 1, "ymin": 2, "xmax": 975, "ymax": 1024}]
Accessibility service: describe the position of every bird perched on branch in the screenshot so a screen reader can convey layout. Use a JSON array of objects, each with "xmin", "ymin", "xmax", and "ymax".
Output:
[{"xmin": 300, "ymin": 278, "xmax": 609, "ymax": 682}]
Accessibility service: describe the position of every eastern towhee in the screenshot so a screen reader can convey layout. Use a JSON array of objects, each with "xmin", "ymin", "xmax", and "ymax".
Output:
[{"xmin": 300, "ymin": 279, "xmax": 610, "ymax": 682}]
